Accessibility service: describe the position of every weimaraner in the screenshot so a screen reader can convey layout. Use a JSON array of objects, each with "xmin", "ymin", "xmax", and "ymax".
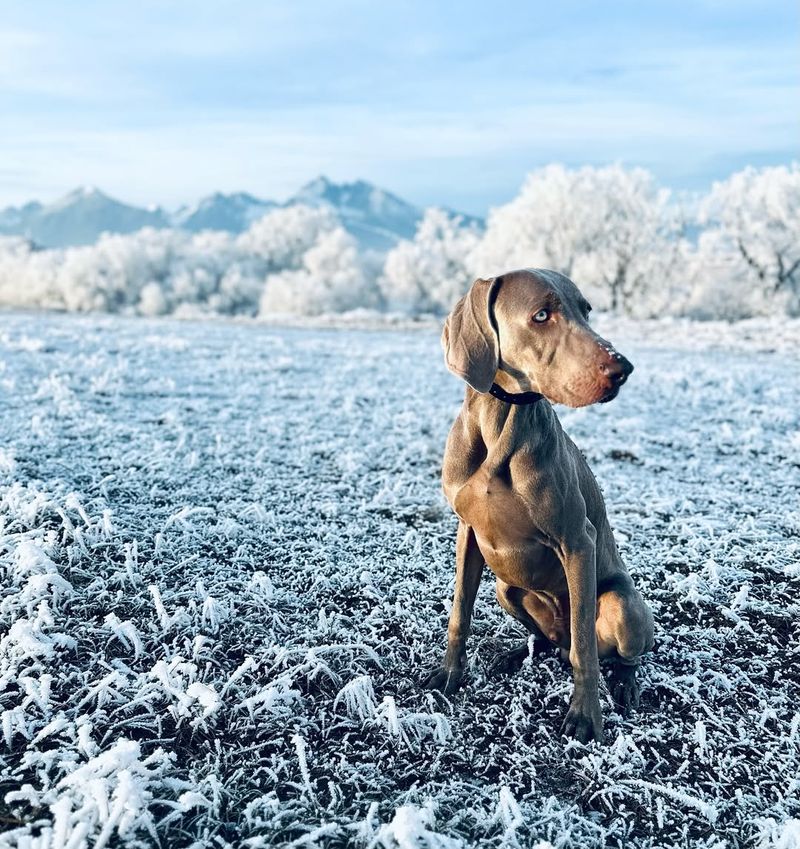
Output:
[{"xmin": 424, "ymin": 268, "xmax": 654, "ymax": 743}]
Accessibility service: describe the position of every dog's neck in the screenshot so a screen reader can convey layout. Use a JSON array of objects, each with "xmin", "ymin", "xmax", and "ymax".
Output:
[{"xmin": 465, "ymin": 383, "xmax": 558, "ymax": 460}]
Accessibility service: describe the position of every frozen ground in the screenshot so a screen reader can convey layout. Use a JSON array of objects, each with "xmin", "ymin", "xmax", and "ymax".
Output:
[{"xmin": 0, "ymin": 311, "xmax": 799, "ymax": 848}]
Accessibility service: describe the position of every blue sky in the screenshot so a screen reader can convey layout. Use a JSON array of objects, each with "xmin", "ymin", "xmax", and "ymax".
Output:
[{"xmin": 1, "ymin": 0, "xmax": 797, "ymax": 215}]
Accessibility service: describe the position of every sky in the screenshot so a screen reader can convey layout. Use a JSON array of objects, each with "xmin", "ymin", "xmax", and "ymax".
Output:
[{"xmin": 0, "ymin": 0, "xmax": 798, "ymax": 216}]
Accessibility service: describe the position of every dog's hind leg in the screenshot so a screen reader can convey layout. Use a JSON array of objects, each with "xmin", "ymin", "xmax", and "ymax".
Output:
[
  {"xmin": 491, "ymin": 580, "xmax": 556, "ymax": 674},
  {"xmin": 596, "ymin": 577, "xmax": 655, "ymax": 715}
]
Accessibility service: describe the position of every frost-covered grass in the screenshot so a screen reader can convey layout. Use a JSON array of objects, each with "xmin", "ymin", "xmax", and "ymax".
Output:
[{"xmin": 1, "ymin": 311, "xmax": 799, "ymax": 849}]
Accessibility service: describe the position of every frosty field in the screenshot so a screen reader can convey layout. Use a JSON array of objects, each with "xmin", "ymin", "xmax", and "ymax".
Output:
[{"xmin": 1, "ymin": 311, "xmax": 799, "ymax": 849}]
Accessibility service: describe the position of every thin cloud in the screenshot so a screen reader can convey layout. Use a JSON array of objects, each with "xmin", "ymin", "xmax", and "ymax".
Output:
[{"xmin": 0, "ymin": 1, "xmax": 796, "ymax": 211}]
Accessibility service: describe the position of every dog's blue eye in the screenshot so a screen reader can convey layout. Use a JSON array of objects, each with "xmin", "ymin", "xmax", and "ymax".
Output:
[{"xmin": 532, "ymin": 309, "xmax": 549, "ymax": 323}]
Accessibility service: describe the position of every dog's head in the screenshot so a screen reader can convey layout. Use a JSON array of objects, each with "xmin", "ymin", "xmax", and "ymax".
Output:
[{"xmin": 442, "ymin": 269, "xmax": 633, "ymax": 407}]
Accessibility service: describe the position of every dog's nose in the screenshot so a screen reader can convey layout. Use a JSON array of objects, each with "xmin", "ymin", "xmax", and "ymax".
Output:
[{"xmin": 601, "ymin": 355, "xmax": 633, "ymax": 386}]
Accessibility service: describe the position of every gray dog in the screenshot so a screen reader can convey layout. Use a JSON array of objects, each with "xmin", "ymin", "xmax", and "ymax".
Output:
[{"xmin": 424, "ymin": 268, "xmax": 654, "ymax": 743}]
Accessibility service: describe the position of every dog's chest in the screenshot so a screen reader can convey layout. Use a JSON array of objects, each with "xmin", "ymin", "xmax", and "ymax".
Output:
[
  {"xmin": 450, "ymin": 463, "xmax": 559, "ymax": 588},
  {"xmin": 452, "ymin": 450, "xmax": 551, "ymax": 535},
  {"xmin": 453, "ymin": 464, "xmax": 528, "ymax": 538}
]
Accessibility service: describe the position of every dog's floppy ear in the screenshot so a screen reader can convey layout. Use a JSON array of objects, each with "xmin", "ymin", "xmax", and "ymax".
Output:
[{"xmin": 441, "ymin": 277, "xmax": 501, "ymax": 392}]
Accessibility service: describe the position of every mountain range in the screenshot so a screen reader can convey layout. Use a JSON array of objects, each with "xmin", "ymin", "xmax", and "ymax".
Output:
[{"xmin": 0, "ymin": 178, "xmax": 481, "ymax": 252}]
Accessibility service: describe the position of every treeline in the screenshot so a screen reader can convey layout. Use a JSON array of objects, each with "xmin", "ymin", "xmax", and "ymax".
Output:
[{"xmin": 1, "ymin": 163, "xmax": 797, "ymax": 319}]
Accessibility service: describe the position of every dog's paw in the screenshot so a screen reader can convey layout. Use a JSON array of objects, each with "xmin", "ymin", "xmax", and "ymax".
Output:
[
  {"xmin": 488, "ymin": 644, "xmax": 530, "ymax": 676},
  {"xmin": 421, "ymin": 665, "xmax": 464, "ymax": 695},
  {"xmin": 561, "ymin": 696, "xmax": 604, "ymax": 744},
  {"xmin": 609, "ymin": 663, "xmax": 640, "ymax": 716},
  {"xmin": 490, "ymin": 637, "xmax": 553, "ymax": 676}
]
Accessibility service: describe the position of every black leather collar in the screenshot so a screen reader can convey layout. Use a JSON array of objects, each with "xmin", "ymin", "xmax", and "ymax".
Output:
[{"xmin": 488, "ymin": 383, "xmax": 544, "ymax": 405}]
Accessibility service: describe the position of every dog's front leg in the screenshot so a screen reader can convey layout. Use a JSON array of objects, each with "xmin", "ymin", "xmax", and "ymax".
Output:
[
  {"xmin": 423, "ymin": 521, "xmax": 483, "ymax": 694},
  {"xmin": 561, "ymin": 520, "xmax": 603, "ymax": 743}
]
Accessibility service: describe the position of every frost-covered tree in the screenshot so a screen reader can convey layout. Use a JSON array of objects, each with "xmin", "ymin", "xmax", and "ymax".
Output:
[
  {"xmin": 0, "ymin": 233, "xmax": 165, "ymax": 313},
  {"xmin": 237, "ymin": 205, "xmax": 339, "ymax": 271},
  {"xmin": 1, "ymin": 164, "xmax": 798, "ymax": 320},
  {"xmin": 0, "ymin": 237, "xmax": 60, "ymax": 309},
  {"xmin": 471, "ymin": 164, "xmax": 686, "ymax": 316},
  {"xmin": 380, "ymin": 208, "xmax": 482, "ymax": 314},
  {"xmin": 0, "ymin": 205, "xmax": 378, "ymax": 317},
  {"xmin": 691, "ymin": 164, "xmax": 800, "ymax": 317},
  {"xmin": 57, "ymin": 229, "xmax": 178, "ymax": 313},
  {"xmin": 259, "ymin": 227, "xmax": 377, "ymax": 316},
  {"xmin": 138, "ymin": 281, "xmax": 168, "ymax": 316}
]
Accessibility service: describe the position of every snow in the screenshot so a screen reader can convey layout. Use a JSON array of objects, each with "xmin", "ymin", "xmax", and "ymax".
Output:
[
  {"xmin": 1, "ymin": 164, "xmax": 797, "ymax": 320},
  {"xmin": 0, "ymin": 310, "xmax": 798, "ymax": 848}
]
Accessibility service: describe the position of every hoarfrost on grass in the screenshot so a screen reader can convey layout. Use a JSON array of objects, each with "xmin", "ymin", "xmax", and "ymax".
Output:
[{"xmin": 0, "ymin": 311, "xmax": 798, "ymax": 848}]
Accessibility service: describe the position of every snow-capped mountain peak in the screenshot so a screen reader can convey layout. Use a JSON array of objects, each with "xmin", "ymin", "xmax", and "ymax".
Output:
[
  {"xmin": 172, "ymin": 191, "xmax": 276, "ymax": 233},
  {"xmin": 288, "ymin": 176, "xmax": 422, "ymax": 250},
  {"xmin": 0, "ymin": 179, "xmax": 480, "ymax": 251},
  {"xmin": 0, "ymin": 188, "xmax": 168, "ymax": 248}
]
